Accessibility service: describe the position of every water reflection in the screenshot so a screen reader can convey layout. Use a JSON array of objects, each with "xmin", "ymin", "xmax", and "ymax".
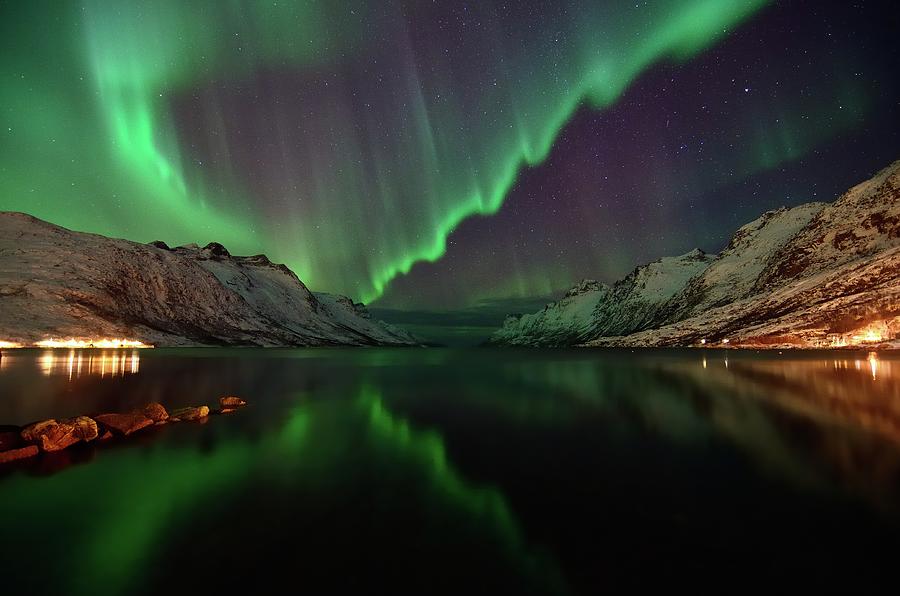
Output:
[
  {"xmin": 2, "ymin": 348, "xmax": 900, "ymax": 594},
  {"xmin": 687, "ymin": 350, "xmax": 900, "ymax": 439},
  {"xmin": 36, "ymin": 349, "xmax": 141, "ymax": 380},
  {"xmin": 0, "ymin": 382, "xmax": 566, "ymax": 596}
]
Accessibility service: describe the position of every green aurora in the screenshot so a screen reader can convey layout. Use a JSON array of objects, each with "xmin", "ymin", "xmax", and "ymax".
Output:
[
  {"xmin": 3, "ymin": 0, "xmax": 892, "ymax": 311},
  {"xmin": 0, "ymin": 0, "xmax": 778, "ymax": 303}
]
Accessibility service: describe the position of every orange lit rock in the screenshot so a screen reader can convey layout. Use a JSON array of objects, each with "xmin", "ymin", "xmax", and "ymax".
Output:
[
  {"xmin": 94, "ymin": 413, "xmax": 154, "ymax": 436},
  {"xmin": 67, "ymin": 416, "xmax": 99, "ymax": 442},
  {"xmin": 20, "ymin": 420, "xmax": 56, "ymax": 442},
  {"xmin": 170, "ymin": 406, "xmax": 210, "ymax": 422},
  {"xmin": 139, "ymin": 403, "xmax": 169, "ymax": 423},
  {"xmin": 0, "ymin": 445, "xmax": 39, "ymax": 464},
  {"xmin": 219, "ymin": 396, "xmax": 247, "ymax": 408},
  {"xmin": 20, "ymin": 419, "xmax": 80, "ymax": 452}
]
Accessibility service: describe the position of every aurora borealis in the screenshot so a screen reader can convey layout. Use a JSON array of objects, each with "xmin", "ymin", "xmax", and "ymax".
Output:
[{"xmin": 1, "ymin": 1, "xmax": 898, "ymax": 338}]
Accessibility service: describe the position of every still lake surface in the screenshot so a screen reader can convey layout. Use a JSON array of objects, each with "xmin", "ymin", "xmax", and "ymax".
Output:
[{"xmin": 1, "ymin": 347, "xmax": 899, "ymax": 594}]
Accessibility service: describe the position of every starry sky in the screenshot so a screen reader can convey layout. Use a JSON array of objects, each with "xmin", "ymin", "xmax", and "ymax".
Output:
[{"xmin": 1, "ymin": 1, "xmax": 898, "ymax": 344}]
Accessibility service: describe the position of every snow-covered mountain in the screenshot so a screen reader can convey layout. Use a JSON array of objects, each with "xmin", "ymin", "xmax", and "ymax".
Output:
[
  {"xmin": 0, "ymin": 213, "xmax": 418, "ymax": 346},
  {"xmin": 489, "ymin": 249, "xmax": 714, "ymax": 346},
  {"xmin": 491, "ymin": 159, "xmax": 900, "ymax": 348},
  {"xmin": 664, "ymin": 203, "xmax": 824, "ymax": 320}
]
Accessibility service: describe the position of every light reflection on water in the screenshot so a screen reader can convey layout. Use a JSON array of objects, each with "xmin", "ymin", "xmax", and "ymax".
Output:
[{"xmin": 36, "ymin": 349, "xmax": 141, "ymax": 380}]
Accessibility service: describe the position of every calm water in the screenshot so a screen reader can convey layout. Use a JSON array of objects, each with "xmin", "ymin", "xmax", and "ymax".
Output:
[{"xmin": 1, "ymin": 347, "xmax": 900, "ymax": 594}]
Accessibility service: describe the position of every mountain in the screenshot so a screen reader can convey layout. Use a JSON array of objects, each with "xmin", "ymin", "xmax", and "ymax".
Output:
[
  {"xmin": 0, "ymin": 213, "xmax": 418, "ymax": 347},
  {"xmin": 664, "ymin": 203, "xmax": 824, "ymax": 320},
  {"xmin": 490, "ymin": 249, "xmax": 714, "ymax": 346},
  {"xmin": 490, "ymin": 159, "xmax": 900, "ymax": 348}
]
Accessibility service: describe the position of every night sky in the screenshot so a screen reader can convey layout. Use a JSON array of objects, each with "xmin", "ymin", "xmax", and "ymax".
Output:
[{"xmin": 1, "ymin": 1, "xmax": 898, "ymax": 344}]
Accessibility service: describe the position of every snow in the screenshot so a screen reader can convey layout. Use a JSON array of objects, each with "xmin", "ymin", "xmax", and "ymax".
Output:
[
  {"xmin": 636, "ymin": 249, "xmax": 714, "ymax": 303},
  {"xmin": 0, "ymin": 212, "xmax": 418, "ymax": 347},
  {"xmin": 758, "ymin": 160, "xmax": 900, "ymax": 290},
  {"xmin": 490, "ymin": 249, "xmax": 713, "ymax": 346},
  {"xmin": 490, "ymin": 284, "xmax": 611, "ymax": 346},
  {"xmin": 669, "ymin": 203, "xmax": 824, "ymax": 317}
]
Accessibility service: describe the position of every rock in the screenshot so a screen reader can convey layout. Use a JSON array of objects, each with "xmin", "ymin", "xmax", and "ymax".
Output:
[
  {"xmin": 139, "ymin": 403, "xmax": 169, "ymax": 423},
  {"xmin": 94, "ymin": 413, "xmax": 154, "ymax": 436},
  {"xmin": 219, "ymin": 396, "xmax": 247, "ymax": 408},
  {"xmin": 67, "ymin": 416, "xmax": 99, "ymax": 442},
  {"xmin": 98, "ymin": 430, "xmax": 114, "ymax": 441},
  {"xmin": 20, "ymin": 419, "xmax": 56, "ymax": 442},
  {"xmin": 219, "ymin": 408, "xmax": 236, "ymax": 415},
  {"xmin": 0, "ymin": 445, "xmax": 39, "ymax": 464},
  {"xmin": 149, "ymin": 240, "xmax": 171, "ymax": 250},
  {"xmin": 169, "ymin": 406, "xmax": 210, "ymax": 421},
  {"xmin": 20, "ymin": 419, "xmax": 80, "ymax": 452}
]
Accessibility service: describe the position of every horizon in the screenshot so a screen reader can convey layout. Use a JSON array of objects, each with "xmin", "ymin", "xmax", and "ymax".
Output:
[{"xmin": 5, "ymin": 145, "xmax": 895, "ymax": 347}]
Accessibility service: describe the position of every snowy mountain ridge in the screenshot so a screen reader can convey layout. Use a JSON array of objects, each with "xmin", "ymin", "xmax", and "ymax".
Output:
[
  {"xmin": 0, "ymin": 212, "xmax": 418, "ymax": 347},
  {"xmin": 491, "ymin": 159, "xmax": 900, "ymax": 348},
  {"xmin": 490, "ymin": 248, "xmax": 714, "ymax": 346}
]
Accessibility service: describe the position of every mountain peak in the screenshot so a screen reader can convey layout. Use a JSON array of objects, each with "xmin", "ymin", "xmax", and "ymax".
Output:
[{"xmin": 564, "ymin": 279, "xmax": 606, "ymax": 298}]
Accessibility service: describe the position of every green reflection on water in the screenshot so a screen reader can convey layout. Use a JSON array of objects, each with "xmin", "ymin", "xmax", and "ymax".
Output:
[
  {"xmin": 2, "ymin": 432, "xmax": 258, "ymax": 593},
  {"xmin": 361, "ymin": 387, "xmax": 566, "ymax": 593},
  {"xmin": 1, "ymin": 385, "xmax": 564, "ymax": 594}
]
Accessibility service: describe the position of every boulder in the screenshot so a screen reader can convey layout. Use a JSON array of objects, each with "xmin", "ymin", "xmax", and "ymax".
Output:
[
  {"xmin": 20, "ymin": 419, "xmax": 56, "ymax": 443},
  {"xmin": 219, "ymin": 396, "xmax": 247, "ymax": 409},
  {"xmin": 169, "ymin": 406, "xmax": 210, "ymax": 421},
  {"xmin": 67, "ymin": 416, "xmax": 99, "ymax": 442},
  {"xmin": 20, "ymin": 419, "xmax": 80, "ymax": 452},
  {"xmin": 94, "ymin": 413, "xmax": 154, "ymax": 436},
  {"xmin": 0, "ymin": 445, "xmax": 39, "ymax": 464},
  {"xmin": 138, "ymin": 403, "xmax": 169, "ymax": 423}
]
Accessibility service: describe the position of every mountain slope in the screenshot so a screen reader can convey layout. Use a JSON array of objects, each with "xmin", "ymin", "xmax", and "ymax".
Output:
[
  {"xmin": 489, "ymin": 280, "xmax": 612, "ymax": 347},
  {"xmin": 491, "ymin": 159, "xmax": 900, "ymax": 348},
  {"xmin": 664, "ymin": 203, "xmax": 825, "ymax": 321},
  {"xmin": 489, "ymin": 250, "xmax": 714, "ymax": 346},
  {"xmin": 756, "ymin": 160, "xmax": 900, "ymax": 290},
  {"xmin": 0, "ymin": 212, "xmax": 417, "ymax": 347}
]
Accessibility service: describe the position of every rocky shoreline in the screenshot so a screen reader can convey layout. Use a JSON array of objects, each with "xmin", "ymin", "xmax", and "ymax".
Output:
[{"xmin": 0, "ymin": 396, "xmax": 247, "ymax": 465}]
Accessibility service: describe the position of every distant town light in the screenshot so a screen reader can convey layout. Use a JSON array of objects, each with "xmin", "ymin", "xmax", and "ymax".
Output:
[
  {"xmin": 34, "ymin": 338, "xmax": 153, "ymax": 349},
  {"xmin": 829, "ymin": 320, "xmax": 891, "ymax": 347}
]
